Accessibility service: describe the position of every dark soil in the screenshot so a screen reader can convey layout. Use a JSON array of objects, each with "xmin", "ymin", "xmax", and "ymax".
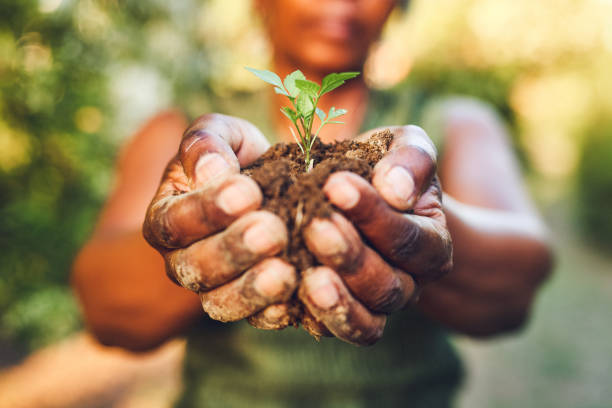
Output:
[
  {"xmin": 242, "ymin": 129, "xmax": 392, "ymax": 271},
  {"xmin": 241, "ymin": 130, "xmax": 392, "ymax": 329}
]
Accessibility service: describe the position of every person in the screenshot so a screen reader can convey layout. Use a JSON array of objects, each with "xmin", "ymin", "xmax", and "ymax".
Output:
[{"xmin": 72, "ymin": 0, "xmax": 553, "ymax": 406}]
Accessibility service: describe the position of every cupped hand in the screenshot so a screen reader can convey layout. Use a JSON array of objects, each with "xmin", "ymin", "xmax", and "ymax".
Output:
[
  {"xmin": 142, "ymin": 113, "xmax": 298, "ymax": 323},
  {"xmin": 299, "ymin": 125, "xmax": 453, "ymax": 345}
]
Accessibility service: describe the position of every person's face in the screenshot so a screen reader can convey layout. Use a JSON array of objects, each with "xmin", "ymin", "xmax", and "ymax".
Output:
[{"xmin": 257, "ymin": 0, "xmax": 397, "ymax": 73}]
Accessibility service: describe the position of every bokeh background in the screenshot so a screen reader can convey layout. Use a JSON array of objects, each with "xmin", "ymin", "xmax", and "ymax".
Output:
[{"xmin": 1, "ymin": 0, "xmax": 611, "ymax": 406}]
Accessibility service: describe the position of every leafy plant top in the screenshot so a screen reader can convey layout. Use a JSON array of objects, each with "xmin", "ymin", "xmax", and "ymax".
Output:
[{"xmin": 246, "ymin": 67, "xmax": 359, "ymax": 171}]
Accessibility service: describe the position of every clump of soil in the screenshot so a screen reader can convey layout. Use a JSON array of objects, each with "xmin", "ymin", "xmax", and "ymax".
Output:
[{"xmin": 241, "ymin": 130, "xmax": 393, "ymax": 326}]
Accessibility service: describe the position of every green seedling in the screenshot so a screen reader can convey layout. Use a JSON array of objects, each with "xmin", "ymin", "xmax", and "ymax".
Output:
[{"xmin": 246, "ymin": 67, "xmax": 359, "ymax": 171}]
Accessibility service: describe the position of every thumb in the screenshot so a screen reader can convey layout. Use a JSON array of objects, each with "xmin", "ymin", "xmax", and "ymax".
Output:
[{"xmin": 180, "ymin": 114, "xmax": 271, "ymax": 189}]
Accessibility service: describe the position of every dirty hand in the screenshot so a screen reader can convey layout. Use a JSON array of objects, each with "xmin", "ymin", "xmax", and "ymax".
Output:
[
  {"xmin": 143, "ymin": 113, "xmax": 298, "ymax": 323},
  {"xmin": 299, "ymin": 125, "xmax": 453, "ymax": 346}
]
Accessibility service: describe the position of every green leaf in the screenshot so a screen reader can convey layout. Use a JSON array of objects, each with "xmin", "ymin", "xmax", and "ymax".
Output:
[
  {"xmin": 280, "ymin": 107, "xmax": 298, "ymax": 123},
  {"xmin": 295, "ymin": 79, "xmax": 320, "ymax": 96},
  {"xmin": 245, "ymin": 67, "xmax": 284, "ymax": 89},
  {"xmin": 315, "ymin": 107, "xmax": 326, "ymax": 121},
  {"xmin": 326, "ymin": 120, "xmax": 345, "ymax": 124},
  {"xmin": 274, "ymin": 86, "xmax": 289, "ymax": 97},
  {"xmin": 297, "ymin": 92, "xmax": 314, "ymax": 116},
  {"xmin": 320, "ymin": 72, "xmax": 360, "ymax": 95},
  {"xmin": 283, "ymin": 70, "xmax": 305, "ymax": 98},
  {"xmin": 328, "ymin": 107, "xmax": 347, "ymax": 119},
  {"xmin": 323, "ymin": 71, "xmax": 359, "ymax": 85}
]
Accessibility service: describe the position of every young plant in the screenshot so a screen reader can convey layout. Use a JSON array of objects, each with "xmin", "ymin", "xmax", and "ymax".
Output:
[{"xmin": 246, "ymin": 67, "xmax": 359, "ymax": 171}]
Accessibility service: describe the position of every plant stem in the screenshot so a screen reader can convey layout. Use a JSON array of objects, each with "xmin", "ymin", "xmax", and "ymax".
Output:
[{"xmin": 302, "ymin": 95, "xmax": 320, "ymax": 172}]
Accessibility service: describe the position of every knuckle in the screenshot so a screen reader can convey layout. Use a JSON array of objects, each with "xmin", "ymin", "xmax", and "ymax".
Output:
[
  {"xmin": 416, "ymin": 241, "xmax": 453, "ymax": 284},
  {"xmin": 371, "ymin": 278, "xmax": 405, "ymax": 313},
  {"xmin": 167, "ymin": 250, "xmax": 203, "ymax": 292},
  {"xmin": 145, "ymin": 197, "xmax": 181, "ymax": 248},
  {"xmin": 332, "ymin": 240, "xmax": 364, "ymax": 273},
  {"xmin": 179, "ymin": 120, "xmax": 238, "ymax": 177},
  {"xmin": 402, "ymin": 144, "xmax": 437, "ymax": 171},
  {"xmin": 158, "ymin": 213, "xmax": 179, "ymax": 248},
  {"xmin": 199, "ymin": 295, "xmax": 234, "ymax": 322},
  {"xmin": 141, "ymin": 212, "xmax": 157, "ymax": 248},
  {"xmin": 162, "ymin": 258, "xmax": 182, "ymax": 287},
  {"xmin": 439, "ymin": 258, "xmax": 454, "ymax": 277},
  {"xmin": 184, "ymin": 113, "xmax": 220, "ymax": 137},
  {"xmin": 179, "ymin": 128, "xmax": 212, "ymax": 156},
  {"xmin": 390, "ymin": 223, "xmax": 421, "ymax": 261},
  {"xmin": 340, "ymin": 316, "xmax": 385, "ymax": 346},
  {"xmin": 359, "ymin": 326, "xmax": 384, "ymax": 346}
]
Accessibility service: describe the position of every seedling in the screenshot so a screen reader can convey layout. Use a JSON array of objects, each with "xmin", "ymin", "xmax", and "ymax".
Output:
[{"xmin": 246, "ymin": 67, "xmax": 359, "ymax": 171}]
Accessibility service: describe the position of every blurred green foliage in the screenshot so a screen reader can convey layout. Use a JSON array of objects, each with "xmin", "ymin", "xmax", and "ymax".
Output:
[
  {"xmin": 408, "ymin": 66, "xmax": 517, "ymax": 119},
  {"xmin": 576, "ymin": 120, "xmax": 612, "ymax": 248},
  {"xmin": 0, "ymin": 0, "xmax": 216, "ymax": 352},
  {"xmin": 0, "ymin": 0, "xmax": 113, "ymax": 350}
]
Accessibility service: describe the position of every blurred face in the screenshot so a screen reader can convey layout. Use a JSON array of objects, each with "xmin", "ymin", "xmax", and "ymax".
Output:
[{"xmin": 257, "ymin": 0, "xmax": 397, "ymax": 73}]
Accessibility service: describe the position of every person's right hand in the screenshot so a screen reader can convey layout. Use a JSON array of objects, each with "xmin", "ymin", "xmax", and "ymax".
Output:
[{"xmin": 142, "ymin": 113, "xmax": 298, "ymax": 323}]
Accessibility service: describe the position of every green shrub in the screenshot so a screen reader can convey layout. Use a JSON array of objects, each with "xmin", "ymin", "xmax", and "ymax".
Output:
[{"xmin": 576, "ymin": 120, "xmax": 612, "ymax": 248}]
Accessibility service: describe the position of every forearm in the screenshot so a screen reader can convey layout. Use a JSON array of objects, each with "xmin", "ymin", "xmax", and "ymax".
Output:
[
  {"xmin": 418, "ymin": 196, "xmax": 553, "ymax": 337},
  {"xmin": 72, "ymin": 230, "xmax": 202, "ymax": 351}
]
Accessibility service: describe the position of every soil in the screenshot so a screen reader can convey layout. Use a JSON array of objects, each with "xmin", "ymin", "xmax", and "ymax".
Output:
[{"xmin": 241, "ymin": 129, "xmax": 393, "ymax": 327}]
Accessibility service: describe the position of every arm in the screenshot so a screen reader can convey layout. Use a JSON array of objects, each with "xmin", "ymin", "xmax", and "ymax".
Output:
[
  {"xmin": 418, "ymin": 98, "xmax": 553, "ymax": 337},
  {"xmin": 72, "ymin": 111, "xmax": 203, "ymax": 352},
  {"xmin": 297, "ymin": 102, "xmax": 552, "ymax": 344},
  {"xmin": 73, "ymin": 112, "xmax": 296, "ymax": 352}
]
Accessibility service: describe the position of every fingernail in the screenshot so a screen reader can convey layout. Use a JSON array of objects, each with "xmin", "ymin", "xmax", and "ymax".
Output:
[
  {"xmin": 216, "ymin": 181, "xmax": 259, "ymax": 215},
  {"xmin": 384, "ymin": 166, "xmax": 414, "ymax": 205},
  {"xmin": 254, "ymin": 260, "xmax": 293, "ymax": 298},
  {"xmin": 308, "ymin": 219, "xmax": 347, "ymax": 256},
  {"xmin": 325, "ymin": 177, "xmax": 360, "ymax": 210},
  {"xmin": 307, "ymin": 272, "xmax": 339, "ymax": 309},
  {"xmin": 244, "ymin": 221, "xmax": 284, "ymax": 255},
  {"xmin": 195, "ymin": 153, "xmax": 231, "ymax": 182}
]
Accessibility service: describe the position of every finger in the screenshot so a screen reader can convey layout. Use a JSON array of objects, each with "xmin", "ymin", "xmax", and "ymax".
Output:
[
  {"xmin": 299, "ymin": 267, "xmax": 386, "ymax": 346},
  {"xmin": 370, "ymin": 125, "xmax": 437, "ymax": 211},
  {"xmin": 324, "ymin": 172, "xmax": 452, "ymax": 283},
  {"xmin": 356, "ymin": 125, "xmax": 436, "ymax": 160},
  {"xmin": 179, "ymin": 127, "xmax": 240, "ymax": 190},
  {"xmin": 143, "ymin": 174, "xmax": 262, "ymax": 249},
  {"xmin": 180, "ymin": 114, "xmax": 271, "ymax": 189},
  {"xmin": 200, "ymin": 258, "xmax": 297, "ymax": 322},
  {"xmin": 185, "ymin": 113, "xmax": 270, "ymax": 163},
  {"xmin": 304, "ymin": 213, "xmax": 417, "ymax": 313},
  {"xmin": 166, "ymin": 211, "xmax": 287, "ymax": 291},
  {"xmin": 247, "ymin": 303, "xmax": 299, "ymax": 330}
]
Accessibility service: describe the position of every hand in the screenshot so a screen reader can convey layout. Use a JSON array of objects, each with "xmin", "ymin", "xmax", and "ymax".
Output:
[
  {"xmin": 142, "ymin": 113, "xmax": 298, "ymax": 323},
  {"xmin": 298, "ymin": 125, "xmax": 453, "ymax": 345}
]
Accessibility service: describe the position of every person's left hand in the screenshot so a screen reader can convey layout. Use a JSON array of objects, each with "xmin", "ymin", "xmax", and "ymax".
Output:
[{"xmin": 297, "ymin": 125, "xmax": 453, "ymax": 346}]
